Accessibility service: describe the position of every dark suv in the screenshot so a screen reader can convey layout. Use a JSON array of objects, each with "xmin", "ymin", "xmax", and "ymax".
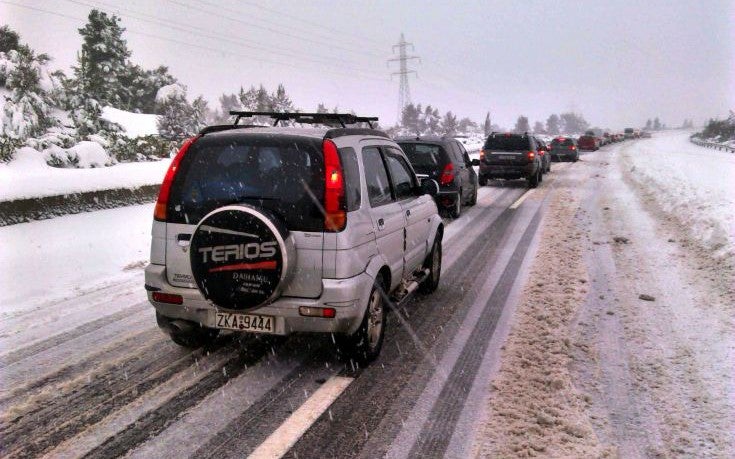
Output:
[
  {"xmin": 549, "ymin": 136, "xmax": 579, "ymax": 162},
  {"xmin": 396, "ymin": 136, "xmax": 479, "ymax": 218},
  {"xmin": 478, "ymin": 133, "xmax": 543, "ymax": 188}
]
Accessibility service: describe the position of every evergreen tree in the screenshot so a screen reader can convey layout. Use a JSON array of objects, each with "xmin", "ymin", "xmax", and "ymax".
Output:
[
  {"xmin": 559, "ymin": 112, "xmax": 588, "ymax": 134},
  {"xmin": 514, "ymin": 115, "xmax": 530, "ymax": 133},
  {"xmin": 483, "ymin": 111, "xmax": 492, "ymax": 136},
  {"xmin": 653, "ymin": 117, "xmax": 661, "ymax": 130},
  {"xmin": 423, "ymin": 105, "xmax": 441, "ymax": 134},
  {"xmin": 316, "ymin": 103, "xmax": 329, "ymax": 113},
  {"xmin": 156, "ymin": 83, "xmax": 195, "ymax": 140},
  {"xmin": 533, "ymin": 121, "xmax": 545, "ymax": 134},
  {"xmin": 546, "ymin": 114, "xmax": 560, "ymax": 135},
  {"xmin": 441, "ymin": 111, "xmax": 458, "ymax": 135},
  {"xmin": 73, "ymin": 9, "xmax": 131, "ymax": 107},
  {"xmin": 191, "ymin": 95, "xmax": 210, "ymax": 131},
  {"xmin": 458, "ymin": 117, "xmax": 477, "ymax": 133},
  {"xmin": 271, "ymin": 84, "xmax": 294, "ymax": 112},
  {"xmin": 401, "ymin": 103, "xmax": 420, "ymax": 134},
  {"xmin": 645, "ymin": 119, "xmax": 652, "ymax": 130},
  {"xmin": 0, "ymin": 25, "xmax": 20, "ymax": 54}
]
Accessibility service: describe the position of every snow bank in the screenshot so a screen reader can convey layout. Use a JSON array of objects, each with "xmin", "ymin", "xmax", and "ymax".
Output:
[
  {"xmin": 623, "ymin": 131, "xmax": 735, "ymax": 259},
  {"xmin": 100, "ymin": 106, "xmax": 158, "ymax": 138},
  {"xmin": 0, "ymin": 154, "xmax": 171, "ymax": 201}
]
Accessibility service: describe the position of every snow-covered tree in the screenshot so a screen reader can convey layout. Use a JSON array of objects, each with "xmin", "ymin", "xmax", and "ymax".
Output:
[
  {"xmin": 401, "ymin": 103, "xmax": 420, "ymax": 134},
  {"xmin": 316, "ymin": 103, "xmax": 329, "ymax": 113},
  {"xmin": 645, "ymin": 119, "xmax": 652, "ymax": 130},
  {"xmin": 533, "ymin": 121, "xmax": 545, "ymax": 134},
  {"xmin": 441, "ymin": 111, "xmax": 458, "ymax": 135},
  {"xmin": 73, "ymin": 10, "xmax": 131, "ymax": 108},
  {"xmin": 483, "ymin": 111, "xmax": 492, "ymax": 136},
  {"xmin": 458, "ymin": 117, "xmax": 477, "ymax": 133},
  {"xmin": 546, "ymin": 114, "xmax": 560, "ymax": 135},
  {"xmin": 422, "ymin": 105, "xmax": 441, "ymax": 134},
  {"xmin": 559, "ymin": 112, "xmax": 588, "ymax": 134},
  {"xmin": 653, "ymin": 117, "xmax": 661, "ymax": 130},
  {"xmin": 271, "ymin": 84, "xmax": 294, "ymax": 112},
  {"xmin": 514, "ymin": 115, "xmax": 530, "ymax": 133},
  {"xmin": 156, "ymin": 83, "xmax": 195, "ymax": 139}
]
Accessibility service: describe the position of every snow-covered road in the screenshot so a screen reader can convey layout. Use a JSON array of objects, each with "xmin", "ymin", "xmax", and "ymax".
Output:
[{"xmin": 1, "ymin": 132, "xmax": 732, "ymax": 458}]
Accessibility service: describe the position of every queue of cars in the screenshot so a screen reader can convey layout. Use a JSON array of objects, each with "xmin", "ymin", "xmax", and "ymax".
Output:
[{"xmin": 145, "ymin": 111, "xmax": 636, "ymax": 363}]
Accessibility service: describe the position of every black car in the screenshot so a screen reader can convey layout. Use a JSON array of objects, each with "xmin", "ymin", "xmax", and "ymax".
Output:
[
  {"xmin": 549, "ymin": 136, "xmax": 579, "ymax": 162},
  {"xmin": 478, "ymin": 133, "xmax": 543, "ymax": 188},
  {"xmin": 396, "ymin": 136, "xmax": 479, "ymax": 218}
]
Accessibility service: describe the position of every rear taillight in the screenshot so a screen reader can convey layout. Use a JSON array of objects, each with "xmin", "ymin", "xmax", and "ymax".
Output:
[
  {"xmin": 570, "ymin": 145, "xmax": 576, "ymax": 150},
  {"xmin": 527, "ymin": 151, "xmax": 536, "ymax": 161},
  {"xmin": 480, "ymin": 149, "xmax": 485, "ymax": 161},
  {"xmin": 154, "ymin": 136, "xmax": 198, "ymax": 221},
  {"xmin": 323, "ymin": 139, "xmax": 346, "ymax": 232},
  {"xmin": 439, "ymin": 163, "xmax": 455, "ymax": 186}
]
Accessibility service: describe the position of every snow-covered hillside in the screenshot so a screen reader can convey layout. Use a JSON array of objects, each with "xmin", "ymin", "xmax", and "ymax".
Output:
[{"xmin": 622, "ymin": 131, "xmax": 735, "ymax": 259}]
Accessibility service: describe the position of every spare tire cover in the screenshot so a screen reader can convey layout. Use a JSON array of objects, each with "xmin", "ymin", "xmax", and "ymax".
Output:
[{"xmin": 190, "ymin": 205, "xmax": 292, "ymax": 311}]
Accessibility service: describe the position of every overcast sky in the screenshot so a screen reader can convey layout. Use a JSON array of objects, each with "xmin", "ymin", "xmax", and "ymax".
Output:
[{"xmin": 2, "ymin": 0, "xmax": 733, "ymax": 129}]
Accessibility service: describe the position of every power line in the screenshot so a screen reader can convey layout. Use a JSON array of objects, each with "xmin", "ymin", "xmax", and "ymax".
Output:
[
  {"xmin": 0, "ymin": 0, "xmax": 390, "ymax": 85},
  {"xmin": 165, "ymin": 0, "xmax": 385, "ymax": 61},
  {"xmin": 60, "ymin": 0, "xmax": 381, "ymax": 78},
  {"xmin": 388, "ymin": 33, "xmax": 419, "ymax": 122}
]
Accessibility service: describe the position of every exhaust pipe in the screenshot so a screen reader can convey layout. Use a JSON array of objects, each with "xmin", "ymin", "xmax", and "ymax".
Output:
[{"xmin": 170, "ymin": 319, "xmax": 194, "ymax": 335}]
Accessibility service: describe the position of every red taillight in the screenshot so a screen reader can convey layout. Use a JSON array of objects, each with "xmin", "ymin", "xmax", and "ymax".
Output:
[
  {"xmin": 299, "ymin": 306, "xmax": 336, "ymax": 318},
  {"xmin": 527, "ymin": 151, "xmax": 536, "ymax": 161},
  {"xmin": 323, "ymin": 139, "xmax": 346, "ymax": 232},
  {"xmin": 480, "ymin": 149, "xmax": 485, "ymax": 161},
  {"xmin": 439, "ymin": 162, "xmax": 455, "ymax": 186},
  {"xmin": 154, "ymin": 136, "xmax": 198, "ymax": 221},
  {"xmin": 570, "ymin": 145, "xmax": 576, "ymax": 150},
  {"xmin": 152, "ymin": 292, "xmax": 183, "ymax": 304}
]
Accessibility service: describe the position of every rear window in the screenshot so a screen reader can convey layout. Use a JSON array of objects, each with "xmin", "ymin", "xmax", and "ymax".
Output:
[
  {"xmin": 398, "ymin": 143, "xmax": 446, "ymax": 169},
  {"xmin": 551, "ymin": 138, "xmax": 574, "ymax": 147},
  {"xmin": 167, "ymin": 135, "xmax": 326, "ymax": 231},
  {"xmin": 484, "ymin": 135, "xmax": 530, "ymax": 151}
]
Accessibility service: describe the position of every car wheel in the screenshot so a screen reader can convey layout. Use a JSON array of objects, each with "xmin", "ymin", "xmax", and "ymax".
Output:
[
  {"xmin": 528, "ymin": 169, "xmax": 540, "ymax": 188},
  {"xmin": 419, "ymin": 237, "xmax": 442, "ymax": 294},
  {"xmin": 478, "ymin": 176, "xmax": 487, "ymax": 186},
  {"xmin": 340, "ymin": 278, "xmax": 386, "ymax": 363},
  {"xmin": 468, "ymin": 183, "xmax": 478, "ymax": 205},
  {"xmin": 450, "ymin": 192, "xmax": 461, "ymax": 218}
]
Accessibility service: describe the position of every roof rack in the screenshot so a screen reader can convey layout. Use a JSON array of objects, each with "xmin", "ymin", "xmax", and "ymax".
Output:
[{"xmin": 229, "ymin": 111, "xmax": 379, "ymax": 129}]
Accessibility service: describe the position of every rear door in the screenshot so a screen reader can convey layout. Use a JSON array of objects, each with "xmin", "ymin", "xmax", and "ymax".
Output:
[
  {"xmin": 483, "ymin": 135, "xmax": 532, "ymax": 166},
  {"xmin": 383, "ymin": 146, "xmax": 432, "ymax": 273},
  {"xmin": 164, "ymin": 134, "xmax": 326, "ymax": 298},
  {"xmin": 362, "ymin": 146, "xmax": 406, "ymax": 288}
]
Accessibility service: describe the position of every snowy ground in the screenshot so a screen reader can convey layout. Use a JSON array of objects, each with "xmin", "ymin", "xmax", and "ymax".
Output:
[
  {"xmin": 474, "ymin": 134, "xmax": 735, "ymax": 457},
  {"xmin": 0, "ymin": 153, "xmax": 170, "ymax": 201},
  {"xmin": 0, "ymin": 203, "xmax": 153, "ymax": 316},
  {"xmin": 621, "ymin": 131, "xmax": 735, "ymax": 259}
]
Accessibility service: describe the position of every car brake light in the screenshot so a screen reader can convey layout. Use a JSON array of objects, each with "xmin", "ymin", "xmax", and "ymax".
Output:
[
  {"xmin": 154, "ymin": 136, "xmax": 198, "ymax": 221},
  {"xmin": 323, "ymin": 139, "xmax": 346, "ymax": 232},
  {"xmin": 570, "ymin": 145, "xmax": 576, "ymax": 150},
  {"xmin": 527, "ymin": 151, "xmax": 535, "ymax": 160},
  {"xmin": 439, "ymin": 162, "xmax": 455, "ymax": 186},
  {"xmin": 480, "ymin": 149, "xmax": 485, "ymax": 161}
]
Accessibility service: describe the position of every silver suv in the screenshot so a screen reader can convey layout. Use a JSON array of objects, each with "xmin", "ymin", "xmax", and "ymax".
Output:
[{"xmin": 145, "ymin": 112, "xmax": 444, "ymax": 362}]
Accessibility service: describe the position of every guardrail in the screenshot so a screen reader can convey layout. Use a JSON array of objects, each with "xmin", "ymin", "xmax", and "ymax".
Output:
[{"xmin": 690, "ymin": 137, "xmax": 735, "ymax": 153}]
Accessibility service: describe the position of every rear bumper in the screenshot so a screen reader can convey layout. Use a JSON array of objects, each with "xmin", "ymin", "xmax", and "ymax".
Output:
[
  {"xmin": 479, "ymin": 163, "xmax": 535, "ymax": 179},
  {"xmin": 551, "ymin": 151, "xmax": 577, "ymax": 161},
  {"xmin": 145, "ymin": 263, "xmax": 372, "ymax": 336},
  {"xmin": 433, "ymin": 189, "xmax": 460, "ymax": 209}
]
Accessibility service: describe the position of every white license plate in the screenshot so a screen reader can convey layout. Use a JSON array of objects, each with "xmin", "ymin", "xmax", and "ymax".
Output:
[{"xmin": 215, "ymin": 312, "xmax": 274, "ymax": 333}]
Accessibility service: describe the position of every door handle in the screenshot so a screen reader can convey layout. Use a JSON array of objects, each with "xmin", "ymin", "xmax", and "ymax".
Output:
[
  {"xmin": 405, "ymin": 209, "xmax": 411, "ymax": 217},
  {"xmin": 377, "ymin": 218, "xmax": 385, "ymax": 230}
]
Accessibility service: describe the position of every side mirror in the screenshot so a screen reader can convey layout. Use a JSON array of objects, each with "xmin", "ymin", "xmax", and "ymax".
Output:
[
  {"xmin": 471, "ymin": 159, "xmax": 480, "ymax": 166},
  {"xmin": 421, "ymin": 178, "xmax": 440, "ymax": 196}
]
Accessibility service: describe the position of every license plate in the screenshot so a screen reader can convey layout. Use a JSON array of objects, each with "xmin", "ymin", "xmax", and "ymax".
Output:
[
  {"xmin": 215, "ymin": 312, "xmax": 274, "ymax": 333},
  {"xmin": 499, "ymin": 155, "xmax": 516, "ymax": 160}
]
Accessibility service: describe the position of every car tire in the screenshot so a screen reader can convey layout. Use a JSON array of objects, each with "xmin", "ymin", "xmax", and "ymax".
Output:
[
  {"xmin": 528, "ymin": 169, "xmax": 540, "ymax": 188},
  {"xmin": 419, "ymin": 237, "xmax": 442, "ymax": 294},
  {"xmin": 339, "ymin": 278, "xmax": 387, "ymax": 364},
  {"xmin": 468, "ymin": 184, "xmax": 478, "ymax": 206},
  {"xmin": 450, "ymin": 192, "xmax": 461, "ymax": 218},
  {"xmin": 478, "ymin": 176, "xmax": 487, "ymax": 186}
]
